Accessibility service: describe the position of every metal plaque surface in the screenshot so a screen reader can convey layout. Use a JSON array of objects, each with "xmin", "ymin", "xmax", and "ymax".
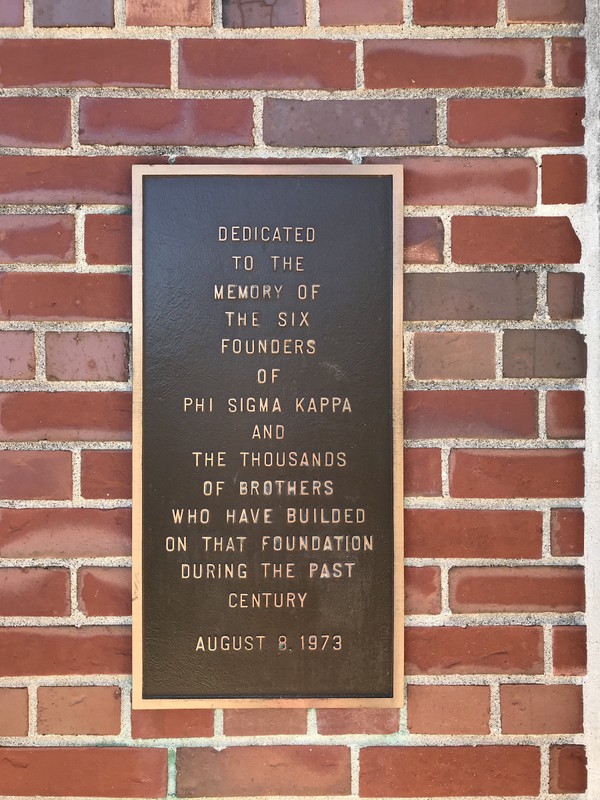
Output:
[{"xmin": 132, "ymin": 165, "xmax": 403, "ymax": 708}]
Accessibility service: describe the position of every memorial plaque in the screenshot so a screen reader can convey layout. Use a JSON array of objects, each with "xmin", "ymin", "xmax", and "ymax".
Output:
[{"xmin": 132, "ymin": 165, "xmax": 403, "ymax": 707}]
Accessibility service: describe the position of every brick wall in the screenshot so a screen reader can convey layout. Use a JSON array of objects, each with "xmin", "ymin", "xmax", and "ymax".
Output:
[{"xmin": 0, "ymin": 0, "xmax": 589, "ymax": 797}]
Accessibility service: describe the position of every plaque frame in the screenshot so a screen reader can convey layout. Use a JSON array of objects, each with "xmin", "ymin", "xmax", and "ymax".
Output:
[{"xmin": 132, "ymin": 165, "xmax": 404, "ymax": 709}]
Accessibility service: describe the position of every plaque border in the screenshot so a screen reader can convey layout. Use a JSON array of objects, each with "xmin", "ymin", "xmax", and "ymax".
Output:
[{"xmin": 132, "ymin": 165, "xmax": 404, "ymax": 709}]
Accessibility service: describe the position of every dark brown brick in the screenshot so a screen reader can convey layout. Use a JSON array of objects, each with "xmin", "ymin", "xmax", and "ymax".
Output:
[
  {"xmin": 405, "ymin": 272, "xmax": 537, "ymax": 320},
  {"xmin": 46, "ymin": 332, "xmax": 129, "ymax": 382},
  {"xmin": 553, "ymin": 626, "xmax": 586, "ymax": 676},
  {"xmin": 0, "ymin": 215, "xmax": 74, "ymax": 263},
  {"xmin": 501, "ymin": 685, "xmax": 583, "ymax": 733},
  {"xmin": 320, "ymin": 0, "xmax": 402, "ymax": 25},
  {"xmin": 449, "ymin": 566, "xmax": 584, "ymax": 612},
  {"xmin": 404, "ymin": 448, "xmax": 442, "ymax": 496},
  {"xmin": 0, "ymin": 508, "xmax": 131, "ymax": 558},
  {"xmin": 177, "ymin": 747, "xmax": 351, "ymax": 796},
  {"xmin": 0, "ymin": 1, "xmax": 23, "ymax": 25},
  {"xmin": 553, "ymin": 37, "xmax": 585, "ymax": 86},
  {"xmin": 546, "ymin": 391, "xmax": 585, "ymax": 439},
  {"xmin": 85, "ymin": 214, "xmax": 131, "ymax": 265},
  {"xmin": 264, "ymin": 99, "xmax": 436, "ymax": 147},
  {"xmin": 413, "ymin": 333, "xmax": 495, "ymax": 379},
  {"xmin": 81, "ymin": 450, "xmax": 132, "ymax": 499},
  {"xmin": 0, "ymin": 273, "xmax": 131, "ymax": 321},
  {"xmin": 80, "ymin": 98, "xmax": 254, "ymax": 146},
  {"xmin": 450, "ymin": 449, "xmax": 584, "ymax": 498},
  {"xmin": 405, "ymin": 390, "xmax": 537, "ymax": 439},
  {"xmin": 507, "ymin": 0, "xmax": 585, "ymax": 23},
  {"xmin": 0, "ymin": 40, "xmax": 169, "ymax": 87},
  {"xmin": 406, "ymin": 626, "xmax": 543, "ymax": 675},
  {"xmin": 405, "ymin": 566, "xmax": 441, "ymax": 614},
  {"xmin": 550, "ymin": 745, "xmax": 587, "ymax": 794},
  {"xmin": 0, "ymin": 747, "xmax": 166, "ymax": 797},
  {"xmin": 404, "ymin": 217, "xmax": 443, "ymax": 264},
  {"xmin": 223, "ymin": 0, "xmax": 305, "ymax": 27},
  {"xmin": 0, "ymin": 451, "xmax": 71, "ymax": 500},
  {"xmin": 548, "ymin": 272, "xmax": 584, "ymax": 320},
  {"xmin": 0, "ymin": 568, "xmax": 70, "ymax": 616},
  {"xmin": 406, "ymin": 509, "xmax": 543, "ymax": 559},
  {"xmin": 0, "ymin": 156, "xmax": 166, "ymax": 204},
  {"xmin": 0, "ymin": 392, "xmax": 131, "ymax": 442},
  {"xmin": 453, "ymin": 216, "xmax": 581, "ymax": 264},
  {"xmin": 448, "ymin": 98, "xmax": 585, "ymax": 147},
  {"xmin": 0, "ymin": 98, "xmax": 70, "ymax": 147},
  {"xmin": 180, "ymin": 39, "xmax": 355, "ymax": 89},
  {"xmin": 542, "ymin": 155, "xmax": 587, "ymax": 205},
  {"xmin": 503, "ymin": 330, "xmax": 586, "ymax": 378},
  {"xmin": 551, "ymin": 508, "xmax": 583, "ymax": 556},
  {"xmin": 414, "ymin": 0, "xmax": 497, "ymax": 26},
  {"xmin": 365, "ymin": 39, "xmax": 544, "ymax": 88},
  {"xmin": 34, "ymin": 0, "xmax": 114, "ymax": 26}
]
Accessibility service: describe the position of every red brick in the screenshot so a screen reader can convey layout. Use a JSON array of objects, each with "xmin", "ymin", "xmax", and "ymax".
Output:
[
  {"xmin": 548, "ymin": 272, "xmax": 584, "ymax": 319},
  {"xmin": 264, "ymin": 99, "xmax": 436, "ymax": 146},
  {"xmin": 406, "ymin": 626, "xmax": 543, "ymax": 675},
  {"xmin": 223, "ymin": 709, "xmax": 307, "ymax": 736},
  {"xmin": 81, "ymin": 450, "xmax": 132, "ymax": 499},
  {"xmin": 78, "ymin": 567, "xmax": 132, "ymax": 617},
  {"xmin": 131, "ymin": 708, "xmax": 213, "ymax": 739},
  {"xmin": 504, "ymin": 330, "xmax": 586, "ymax": 378},
  {"xmin": 507, "ymin": 0, "xmax": 585, "ymax": 23},
  {"xmin": 180, "ymin": 40, "xmax": 355, "ymax": 89},
  {"xmin": 0, "ymin": 748, "xmax": 166, "ymax": 797},
  {"xmin": 453, "ymin": 216, "xmax": 581, "ymax": 264},
  {"xmin": 407, "ymin": 685, "xmax": 490, "ymax": 734},
  {"xmin": 317, "ymin": 709, "xmax": 399, "ymax": 735},
  {"xmin": 34, "ymin": 0, "xmax": 114, "ymax": 26},
  {"xmin": 450, "ymin": 449, "xmax": 584, "ymax": 499},
  {"xmin": 0, "ymin": 214, "xmax": 74, "ymax": 263},
  {"xmin": 551, "ymin": 508, "xmax": 583, "ymax": 556},
  {"xmin": 224, "ymin": 0, "xmax": 305, "ymax": 26},
  {"xmin": 449, "ymin": 566, "xmax": 584, "ymax": 612},
  {"xmin": 501, "ymin": 684, "xmax": 582, "ymax": 733},
  {"xmin": 404, "ymin": 218, "xmax": 442, "ymax": 264},
  {"xmin": 0, "ymin": 97, "xmax": 70, "ymax": 147},
  {"xmin": 414, "ymin": 0, "xmax": 497, "ymax": 25},
  {"xmin": 127, "ymin": 0, "xmax": 211, "ymax": 26},
  {"xmin": 405, "ymin": 390, "xmax": 538, "ymax": 439},
  {"xmin": 0, "ymin": 508, "xmax": 131, "ymax": 558},
  {"xmin": 553, "ymin": 37, "xmax": 585, "ymax": 86},
  {"xmin": 546, "ymin": 391, "xmax": 584, "ymax": 439},
  {"xmin": 448, "ymin": 97, "xmax": 585, "ymax": 147},
  {"xmin": 37, "ymin": 686, "xmax": 121, "ymax": 734},
  {"xmin": 80, "ymin": 98, "xmax": 254, "ymax": 146},
  {"xmin": 0, "ymin": 331, "xmax": 35, "ymax": 379},
  {"xmin": 0, "ymin": 451, "xmax": 71, "ymax": 500},
  {"xmin": 404, "ymin": 448, "xmax": 441, "ymax": 496},
  {"xmin": 405, "ymin": 566, "xmax": 441, "ymax": 614},
  {"xmin": 0, "ymin": 273, "xmax": 131, "ymax": 321},
  {"xmin": 0, "ymin": 40, "xmax": 169, "ymax": 87},
  {"xmin": 553, "ymin": 626, "xmax": 586, "ymax": 676},
  {"xmin": 365, "ymin": 39, "xmax": 544, "ymax": 88},
  {"xmin": 0, "ymin": 688, "xmax": 28, "ymax": 736},
  {"xmin": 550, "ymin": 745, "xmax": 587, "ymax": 794},
  {"xmin": 0, "ymin": 1, "xmax": 23, "ymax": 25},
  {"xmin": 320, "ymin": 0, "xmax": 402, "ymax": 25},
  {"xmin": 365, "ymin": 156, "xmax": 537, "ymax": 206},
  {"xmin": 413, "ymin": 333, "xmax": 495, "ymax": 379},
  {"xmin": 46, "ymin": 332, "xmax": 129, "ymax": 382},
  {"xmin": 0, "ymin": 156, "xmax": 166, "ymax": 204},
  {"xmin": 0, "ymin": 627, "xmax": 131, "ymax": 676},
  {"xmin": 85, "ymin": 214, "xmax": 131, "ymax": 266},
  {"xmin": 177, "ymin": 746, "xmax": 350, "ymax": 797},
  {"xmin": 0, "ymin": 392, "xmax": 131, "ymax": 441},
  {"xmin": 405, "ymin": 509, "xmax": 543, "ymax": 559},
  {"xmin": 405, "ymin": 272, "xmax": 537, "ymax": 320},
  {"xmin": 361, "ymin": 746, "xmax": 540, "ymax": 797},
  {"xmin": 0, "ymin": 567, "xmax": 70, "ymax": 616},
  {"xmin": 543, "ymin": 155, "xmax": 587, "ymax": 204}
]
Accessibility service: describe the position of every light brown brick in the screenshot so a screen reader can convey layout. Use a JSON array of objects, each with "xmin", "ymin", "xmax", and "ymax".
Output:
[
  {"xmin": 547, "ymin": 272, "xmax": 584, "ymax": 318},
  {"xmin": 223, "ymin": 709, "xmax": 307, "ymax": 736},
  {"xmin": 78, "ymin": 567, "xmax": 132, "ymax": 617},
  {"xmin": 550, "ymin": 745, "xmax": 587, "ymax": 794},
  {"xmin": 414, "ymin": 0, "xmax": 497, "ymax": 26},
  {"xmin": 407, "ymin": 685, "xmax": 490, "ymax": 734},
  {"xmin": 127, "ymin": 0, "xmax": 211, "ymax": 26},
  {"xmin": 551, "ymin": 508, "xmax": 583, "ymax": 556},
  {"xmin": 46, "ymin": 332, "xmax": 129, "ymax": 382},
  {"xmin": 0, "ymin": 331, "xmax": 35, "ymax": 380},
  {"xmin": 320, "ymin": 0, "xmax": 402, "ymax": 25},
  {"xmin": 413, "ymin": 332, "xmax": 495, "ymax": 379},
  {"xmin": 501, "ymin": 684, "xmax": 583, "ymax": 733},
  {"xmin": 317, "ymin": 709, "xmax": 399, "ymax": 734},
  {"xmin": 0, "ymin": 688, "xmax": 28, "ymax": 735},
  {"xmin": 405, "ymin": 566, "xmax": 441, "ymax": 614},
  {"xmin": 131, "ymin": 708, "xmax": 213, "ymax": 739},
  {"xmin": 507, "ymin": 0, "xmax": 585, "ymax": 23},
  {"xmin": 37, "ymin": 686, "xmax": 121, "ymax": 734}
]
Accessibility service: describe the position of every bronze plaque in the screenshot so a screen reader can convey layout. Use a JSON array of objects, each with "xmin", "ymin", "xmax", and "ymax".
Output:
[{"xmin": 132, "ymin": 166, "xmax": 403, "ymax": 708}]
